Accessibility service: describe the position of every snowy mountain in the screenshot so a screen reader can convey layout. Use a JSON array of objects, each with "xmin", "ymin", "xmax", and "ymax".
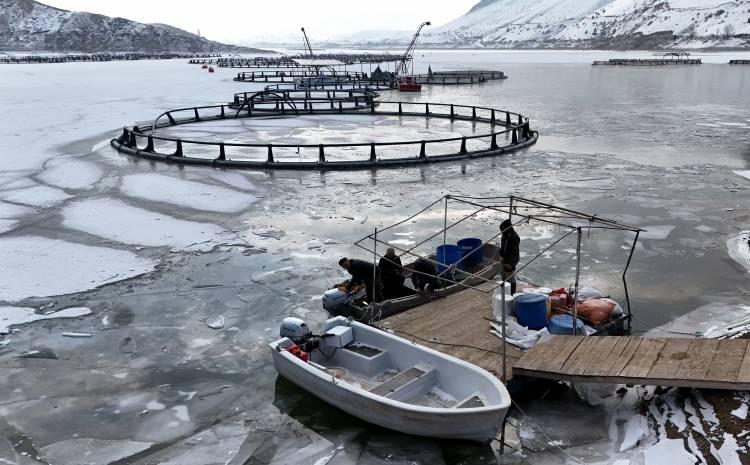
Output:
[
  {"xmin": 0, "ymin": 0, "xmax": 264, "ymax": 53},
  {"xmin": 422, "ymin": 0, "xmax": 750, "ymax": 49}
]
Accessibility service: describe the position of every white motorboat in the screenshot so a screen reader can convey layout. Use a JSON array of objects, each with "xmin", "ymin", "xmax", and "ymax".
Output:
[{"xmin": 269, "ymin": 316, "xmax": 511, "ymax": 442}]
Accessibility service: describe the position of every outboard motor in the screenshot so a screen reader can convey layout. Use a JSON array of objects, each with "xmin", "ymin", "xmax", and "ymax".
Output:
[
  {"xmin": 322, "ymin": 288, "xmax": 350, "ymax": 314},
  {"xmin": 280, "ymin": 317, "xmax": 312, "ymax": 344}
]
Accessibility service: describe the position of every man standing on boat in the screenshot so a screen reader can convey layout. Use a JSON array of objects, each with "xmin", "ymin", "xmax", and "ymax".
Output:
[
  {"xmin": 411, "ymin": 257, "xmax": 440, "ymax": 295},
  {"xmin": 500, "ymin": 219, "xmax": 520, "ymax": 294},
  {"xmin": 339, "ymin": 257, "xmax": 383, "ymax": 304}
]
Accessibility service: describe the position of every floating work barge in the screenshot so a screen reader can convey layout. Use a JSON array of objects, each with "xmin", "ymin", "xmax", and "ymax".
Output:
[
  {"xmin": 593, "ymin": 58, "xmax": 702, "ymax": 66},
  {"xmin": 414, "ymin": 70, "xmax": 507, "ymax": 85},
  {"xmin": 729, "ymin": 60, "xmax": 750, "ymax": 64}
]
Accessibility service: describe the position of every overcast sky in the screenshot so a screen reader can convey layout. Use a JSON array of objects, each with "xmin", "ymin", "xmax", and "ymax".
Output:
[{"xmin": 42, "ymin": 0, "xmax": 478, "ymax": 43}]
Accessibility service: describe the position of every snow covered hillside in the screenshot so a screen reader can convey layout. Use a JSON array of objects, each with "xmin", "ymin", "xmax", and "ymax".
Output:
[
  {"xmin": 334, "ymin": 0, "xmax": 750, "ymax": 49},
  {"xmin": 423, "ymin": 0, "xmax": 750, "ymax": 49},
  {"xmin": 0, "ymin": 0, "xmax": 262, "ymax": 52}
]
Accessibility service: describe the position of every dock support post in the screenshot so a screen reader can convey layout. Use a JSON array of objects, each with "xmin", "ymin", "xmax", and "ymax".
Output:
[
  {"xmin": 145, "ymin": 135, "xmax": 154, "ymax": 152},
  {"xmin": 370, "ymin": 143, "xmax": 376, "ymax": 162},
  {"xmin": 372, "ymin": 227, "xmax": 378, "ymax": 309},
  {"xmin": 511, "ymin": 129, "xmax": 518, "ymax": 144},
  {"xmin": 128, "ymin": 130, "xmax": 138, "ymax": 149},
  {"xmin": 218, "ymin": 143, "xmax": 226, "ymax": 161},
  {"xmin": 173, "ymin": 140, "xmax": 183, "ymax": 157},
  {"xmin": 398, "ymin": 102, "xmax": 402, "ymax": 115},
  {"xmin": 622, "ymin": 230, "xmax": 639, "ymax": 333},
  {"xmin": 267, "ymin": 145, "xmax": 274, "ymax": 163},
  {"xmin": 460, "ymin": 137, "xmax": 467, "ymax": 154},
  {"xmin": 450, "ymin": 105, "xmax": 454, "ymax": 120},
  {"xmin": 318, "ymin": 145, "xmax": 325, "ymax": 163},
  {"xmin": 490, "ymin": 109, "xmax": 496, "ymax": 125},
  {"xmin": 573, "ymin": 227, "xmax": 583, "ymax": 336},
  {"xmin": 491, "ymin": 134, "xmax": 499, "ymax": 150},
  {"xmin": 419, "ymin": 141, "xmax": 426, "ymax": 158},
  {"xmin": 501, "ymin": 278, "xmax": 507, "ymax": 383},
  {"xmin": 219, "ymin": 105, "xmax": 225, "ymax": 119},
  {"xmin": 472, "ymin": 107, "xmax": 477, "ymax": 120},
  {"xmin": 505, "ymin": 112, "xmax": 510, "ymax": 126},
  {"xmin": 193, "ymin": 107, "xmax": 200, "ymax": 121}
]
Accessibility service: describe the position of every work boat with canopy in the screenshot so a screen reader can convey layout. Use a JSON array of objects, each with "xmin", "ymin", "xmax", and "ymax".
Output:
[
  {"xmin": 270, "ymin": 195, "xmax": 643, "ymax": 441},
  {"xmin": 331, "ymin": 195, "xmax": 642, "ymax": 339}
]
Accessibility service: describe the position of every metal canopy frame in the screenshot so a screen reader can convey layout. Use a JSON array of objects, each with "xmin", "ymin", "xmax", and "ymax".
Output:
[{"xmin": 354, "ymin": 194, "xmax": 642, "ymax": 383}]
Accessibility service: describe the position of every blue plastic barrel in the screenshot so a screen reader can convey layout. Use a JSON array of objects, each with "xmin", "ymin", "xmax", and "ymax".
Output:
[
  {"xmin": 436, "ymin": 244, "xmax": 462, "ymax": 274},
  {"xmin": 547, "ymin": 314, "xmax": 585, "ymax": 335},
  {"xmin": 514, "ymin": 293, "xmax": 548, "ymax": 330},
  {"xmin": 457, "ymin": 238, "xmax": 483, "ymax": 267}
]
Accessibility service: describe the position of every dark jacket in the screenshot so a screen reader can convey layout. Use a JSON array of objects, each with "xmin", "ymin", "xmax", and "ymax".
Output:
[
  {"xmin": 379, "ymin": 255, "xmax": 404, "ymax": 286},
  {"xmin": 411, "ymin": 258, "xmax": 439, "ymax": 291},
  {"xmin": 500, "ymin": 229, "xmax": 520, "ymax": 269},
  {"xmin": 346, "ymin": 259, "xmax": 379, "ymax": 290}
]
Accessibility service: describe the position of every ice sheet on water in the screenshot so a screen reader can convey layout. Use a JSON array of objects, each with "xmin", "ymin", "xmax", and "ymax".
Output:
[
  {"xmin": 121, "ymin": 173, "xmax": 256, "ymax": 213},
  {"xmin": 0, "ymin": 184, "xmax": 72, "ymax": 207},
  {"xmin": 0, "ymin": 219, "xmax": 17, "ymax": 234},
  {"xmin": 0, "ymin": 236, "xmax": 155, "ymax": 302},
  {"xmin": 0, "ymin": 201, "xmax": 32, "ymax": 218},
  {"xmin": 648, "ymin": 302, "xmax": 750, "ymax": 338},
  {"xmin": 39, "ymin": 437, "xmax": 152, "ymax": 465},
  {"xmin": 0, "ymin": 306, "xmax": 91, "ymax": 334},
  {"xmin": 204, "ymin": 170, "xmax": 256, "ymax": 191},
  {"xmin": 640, "ymin": 225, "xmax": 675, "ymax": 240},
  {"xmin": 734, "ymin": 170, "xmax": 750, "ymax": 181},
  {"xmin": 37, "ymin": 159, "xmax": 103, "ymax": 190},
  {"xmin": 62, "ymin": 198, "xmax": 230, "ymax": 251}
]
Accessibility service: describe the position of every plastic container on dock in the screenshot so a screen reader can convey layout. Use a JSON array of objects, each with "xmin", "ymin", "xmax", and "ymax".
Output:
[
  {"xmin": 514, "ymin": 293, "xmax": 548, "ymax": 330},
  {"xmin": 457, "ymin": 238, "xmax": 483, "ymax": 267},
  {"xmin": 435, "ymin": 244, "xmax": 462, "ymax": 274},
  {"xmin": 547, "ymin": 314, "xmax": 585, "ymax": 335},
  {"xmin": 491, "ymin": 281, "xmax": 513, "ymax": 320}
]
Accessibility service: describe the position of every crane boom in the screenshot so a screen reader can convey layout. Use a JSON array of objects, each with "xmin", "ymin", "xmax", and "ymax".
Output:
[
  {"xmin": 301, "ymin": 27, "xmax": 314, "ymax": 58},
  {"xmin": 396, "ymin": 21, "xmax": 430, "ymax": 76}
]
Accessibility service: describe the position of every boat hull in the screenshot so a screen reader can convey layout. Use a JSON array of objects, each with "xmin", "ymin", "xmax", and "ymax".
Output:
[{"xmin": 270, "ymin": 318, "xmax": 509, "ymax": 443}]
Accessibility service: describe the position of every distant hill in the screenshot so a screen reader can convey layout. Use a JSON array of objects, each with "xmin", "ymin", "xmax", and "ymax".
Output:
[
  {"xmin": 330, "ymin": 0, "xmax": 750, "ymax": 49},
  {"xmin": 0, "ymin": 0, "xmax": 271, "ymax": 53}
]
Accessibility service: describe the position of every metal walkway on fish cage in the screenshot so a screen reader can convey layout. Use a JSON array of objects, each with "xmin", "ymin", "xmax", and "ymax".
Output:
[{"xmin": 111, "ymin": 86, "xmax": 538, "ymax": 170}]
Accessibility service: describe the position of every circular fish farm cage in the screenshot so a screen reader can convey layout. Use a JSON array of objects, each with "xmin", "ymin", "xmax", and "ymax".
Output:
[{"xmin": 111, "ymin": 89, "xmax": 538, "ymax": 170}]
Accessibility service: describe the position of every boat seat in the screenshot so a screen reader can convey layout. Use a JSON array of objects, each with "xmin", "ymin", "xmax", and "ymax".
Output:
[
  {"xmin": 455, "ymin": 395, "xmax": 485, "ymax": 409},
  {"xmin": 369, "ymin": 367, "xmax": 428, "ymax": 397}
]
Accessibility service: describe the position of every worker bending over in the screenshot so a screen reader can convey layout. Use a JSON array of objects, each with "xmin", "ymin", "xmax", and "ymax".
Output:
[{"xmin": 338, "ymin": 257, "xmax": 383, "ymax": 303}]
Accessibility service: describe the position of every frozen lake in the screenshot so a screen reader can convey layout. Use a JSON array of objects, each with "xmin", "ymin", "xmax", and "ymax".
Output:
[{"xmin": 0, "ymin": 49, "xmax": 749, "ymax": 464}]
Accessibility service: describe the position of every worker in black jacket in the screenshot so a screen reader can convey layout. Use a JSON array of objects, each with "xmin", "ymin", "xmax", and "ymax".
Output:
[
  {"xmin": 499, "ymin": 219, "xmax": 520, "ymax": 294},
  {"xmin": 411, "ymin": 257, "xmax": 441, "ymax": 295},
  {"xmin": 339, "ymin": 257, "xmax": 383, "ymax": 303},
  {"xmin": 378, "ymin": 248, "xmax": 412, "ymax": 299}
]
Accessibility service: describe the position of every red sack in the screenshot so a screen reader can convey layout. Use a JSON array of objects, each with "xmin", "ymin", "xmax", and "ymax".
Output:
[{"xmin": 575, "ymin": 299, "xmax": 616, "ymax": 325}]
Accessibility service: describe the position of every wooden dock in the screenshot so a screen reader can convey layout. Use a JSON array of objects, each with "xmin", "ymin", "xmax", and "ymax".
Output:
[
  {"xmin": 380, "ymin": 281, "xmax": 524, "ymax": 381},
  {"xmin": 514, "ymin": 336, "xmax": 750, "ymax": 390}
]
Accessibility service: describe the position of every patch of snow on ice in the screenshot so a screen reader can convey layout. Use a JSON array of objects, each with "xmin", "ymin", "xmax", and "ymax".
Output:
[
  {"xmin": 147, "ymin": 400, "xmax": 165, "ymax": 411},
  {"xmin": 716, "ymin": 433, "xmax": 743, "ymax": 465},
  {"xmin": 38, "ymin": 160, "xmax": 103, "ymax": 190},
  {"xmin": 727, "ymin": 231, "xmax": 750, "ymax": 273},
  {"xmin": 388, "ymin": 238, "xmax": 415, "ymax": 246},
  {"xmin": 731, "ymin": 404, "xmax": 747, "ymax": 421},
  {"xmin": 0, "ymin": 185, "xmax": 72, "ymax": 207},
  {"xmin": 172, "ymin": 405, "xmax": 189, "ymax": 422},
  {"xmin": 734, "ymin": 171, "xmax": 750, "ymax": 182},
  {"xmin": 40, "ymin": 438, "xmax": 152, "ymax": 465},
  {"xmin": 121, "ymin": 173, "xmax": 256, "ymax": 213},
  {"xmin": 0, "ymin": 306, "xmax": 91, "ymax": 334},
  {"xmin": 643, "ymin": 437, "xmax": 696, "ymax": 465},
  {"xmin": 0, "ymin": 236, "xmax": 155, "ymax": 302},
  {"xmin": 62, "ymin": 198, "xmax": 229, "ymax": 251},
  {"xmin": 619, "ymin": 414, "xmax": 648, "ymax": 452},
  {"xmin": 640, "ymin": 225, "xmax": 675, "ymax": 240}
]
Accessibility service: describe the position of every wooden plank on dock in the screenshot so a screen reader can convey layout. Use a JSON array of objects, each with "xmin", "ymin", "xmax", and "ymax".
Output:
[
  {"xmin": 381, "ymin": 281, "xmax": 523, "ymax": 382},
  {"xmin": 705, "ymin": 339, "xmax": 749, "ymax": 383},
  {"xmin": 513, "ymin": 336, "xmax": 750, "ymax": 390}
]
